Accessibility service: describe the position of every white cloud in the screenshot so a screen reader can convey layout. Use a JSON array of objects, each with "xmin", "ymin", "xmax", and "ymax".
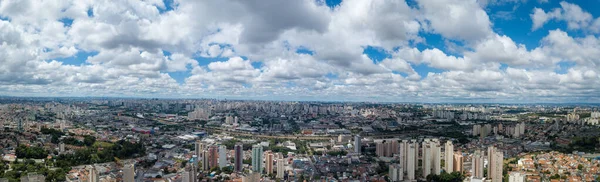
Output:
[
  {"xmin": 531, "ymin": 1, "xmax": 600, "ymax": 32},
  {"xmin": 0, "ymin": 0, "xmax": 599, "ymax": 102}
]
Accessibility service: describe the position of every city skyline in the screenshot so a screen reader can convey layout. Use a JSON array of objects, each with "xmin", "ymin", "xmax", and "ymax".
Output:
[{"xmin": 1, "ymin": 0, "xmax": 600, "ymax": 102}]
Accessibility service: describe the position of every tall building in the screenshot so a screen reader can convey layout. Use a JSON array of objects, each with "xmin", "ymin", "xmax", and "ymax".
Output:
[
  {"xmin": 472, "ymin": 150, "xmax": 484, "ymax": 178},
  {"xmin": 376, "ymin": 142, "xmax": 386, "ymax": 157},
  {"xmin": 209, "ymin": 145, "xmax": 219, "ymax": 169},
  {"xmin": 487, "ymin": 146, "xmax": 496, "ymax": 180},
  {"xmin": 354, "ymin": 135, "xmax": 361, "ymax": 154},
  {"xmin": 88, "ymin": 165, "xmax": 99, "ymax": 182},
  {"xmin": 444, "ymin": 141, "xmax": 454, "ymax": 173},
  {"xmin": 265, "ymin": 152, "xmax": 274, "ymax": 175},
  {"xmin": 453, "ymin": 152, "xmax": 464, "ymax": 172},
  {"xmin": 182, "ymin": 164, "xmax": 196, "ymax": 182},
  {"xmin": 490, "ymin": 151, "xmax": 504, "ymax": 182},
  {"xmin": 422, "ymin": 139, "xmax": 432, "ymax": 178},
  {"xmin": 400, "ymin": 140, "xmax": 408, "ymax": 174},
  {"xmin": 389, "ymin": 164, "xmax": 403, "ymax": 182},
  {"xmin": 431, "ymin": 139, "xmax": 441, "ymax": 175},
  {"xmin": 234, "ymin": 143, "xmax": 243, "ymax": 172},
  {"xmin": 195, "ymin": 140, "xmax": 204, "ymax": 160},
  {"xmin": 407, "ymin": 141, "xmax": 416, "ymax": 181},
  {"xmin": 218, "ymin": 145, "xmax": 228, "ymax": 168},
  {"xmin": 508, "ymin": 172, "xmax": 526, "ymax": 182},
  {"xmin": 252, "ymin": 144, "xmax": 263, "ymax": 174},
  {"xmin": 123, "ymin": 164, "xmax": 135, "ymax": 182},
  {"xmin": 202, "ymin": 150, "xmax": 210, "ymax": 171},
  {"xmin": 59, "ymin": 143, "xmax": 65, "ymax": 154},
  {"xmin": 276, "ymin": 158, "xmax": 285, "ymax": 179}
]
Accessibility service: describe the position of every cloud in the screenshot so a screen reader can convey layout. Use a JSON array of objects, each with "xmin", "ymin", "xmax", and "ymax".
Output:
[
  {"xmin": 0, "ymin": 0, "xmax": 599, "ymax": 102},
  {"xmin": 531, "ymin": 1, "xmax": 599, "ymax": 32}
]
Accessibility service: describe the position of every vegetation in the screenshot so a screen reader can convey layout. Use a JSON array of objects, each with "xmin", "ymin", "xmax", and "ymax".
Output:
[
  {"xmin": 425, "ymin": 172, "xmax": 465, "ymax": 182},
  {"xmin": 16, "ymin": 145, "xmax": 48, "ymax": 159},
  {"xmin": 40, "ymin": 127, "xmax": 65, "ymax": 144}
]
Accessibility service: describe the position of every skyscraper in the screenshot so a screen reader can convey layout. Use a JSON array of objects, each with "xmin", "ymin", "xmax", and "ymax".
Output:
[
  {"xmin": 389, "ymin": 164, "xmax": 403, "ymax": 182},
  {"xmin": 491, "ymin": 150, "xmax": 504, "ymax": 182},
  {"xmin": 209, "ymin": 145, "xmax": 219, "ymax": 169},
  {"xmin": 422, "ymin": 139, "xmax": 431, "ymax": 178},
  {"xmin": 407, "ymin": 141, "xmax": 416, "ymax": 181},
  {"xmin": 276, "ymin": 158, "xmax": 285, "ymax": 179},
  {"xmin": 453, "ymin": 152, "xmax": 464, "ymax": 172},
  {"xmin": 219, "ymin": 145, "xmax": 227, "ymax": 168},
  {"xmin": 123, "ymin": 164, "xmax": 135, "ymax": 182},
  {"xmin": 265, "ymin": 152, "xmax": 274, "ymax": 175},
  {"xmin": 235, "ymin": 143, "xmax": 243, "ymax": 172},
  {"xmin": 251, "ymin": 144, "xmax": 263, "ymax": 174},
  {"xmin": 487, "ymin": 146, "xmax": 496, "ymax": 179},
  {"xmin": 195, "ymin": 140, "xmax": 204, "ymax": 160},
  {"xmin": 354, "ymin": 135, "xmax": 361, "ymax": 154},
  {"xmin": 88, "ymin": 165, "xmax": 99, "ymax": 182},
  {"xmin": 202, "ymin": 150, "xmax": 210, "ymax": 171},
  {"xmin": 401, "ymin": 140, "xmax": 408, "ymax": 174},
  {"xmin": 432, "ymin": 139, "xmax": 441, "ymax": 175},
  {"xmin": 444, "ymin": 141, "xmax": 454, "ymax": 173},
  {"xmin": 472, "ymin": 150, "xmax": 484, "ymax": 178}
]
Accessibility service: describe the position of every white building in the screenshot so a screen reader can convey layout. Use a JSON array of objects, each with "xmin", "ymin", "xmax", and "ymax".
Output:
[
  {"xmin": 218, "ymin": 145, "xmax": 228, "ymax": 168},
  {"xmin": 389, "ymin": 164, "xmax": 403, "ymax": 182},
  {"xmin": 276, "ymin": 158, "xmax": 285, "ymax": 179},
  {"xmin": 354, "ymin": 135, "xmax": 361, "ymax": 154},
  {"xmin": 508, "ymin": 172, "xmax": 526, "ymax": 182},
  {"xmin": 123, "ymin": 164, "xmax": 135, "ymax": 182},
  {"xmin": 444, "ymin": 141, "xmax": 454, "ymax": 173}
]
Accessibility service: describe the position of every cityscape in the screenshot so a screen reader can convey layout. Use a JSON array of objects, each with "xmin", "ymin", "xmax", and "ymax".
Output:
[
  {"xmin": 1, "ymin": 98, "xmax": 600, "ymax": 182},
  {"xmin": 1, "ymin": 0, "xmax": 600, "ymax": 182}
]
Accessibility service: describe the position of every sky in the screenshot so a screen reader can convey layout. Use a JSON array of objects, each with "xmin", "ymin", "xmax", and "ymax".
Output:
[{"xmin": 1, "ymin": 0, "xmax": 600, "ymax": 103}]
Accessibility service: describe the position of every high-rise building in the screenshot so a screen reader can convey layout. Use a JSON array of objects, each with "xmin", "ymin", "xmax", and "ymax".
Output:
[
  {"xmin": 390, "ymin": 140, "xmax": 399, "ymax": 156},
  {"xmin": 209, "ymin": 145, "xmax": 219, "ymax": 169},
  {"xmin": 400, "ymin": 140, "xmax": 408, "ymax": 174},
  {"xmin": 123, "ymin": 164, "xmax": 135, "ymax": 182},
  {"xmin": 508, "ymin": 172, "xmax": 526, "ymax": 182},
  {"xmin": 88, "ymin": 165, "xmax": 99, "ymax": 182},
  {"xmin": 453, "ymin": 152, "xmax": 463, "ymax": 172},
  {"xmin": 407, "ymin": 141, "xmax": 416, "ymax": 181},
  {"xmin": 202, "ymin": 150, "xmax": 210, "ymax": 171},
  {"xmin": 376, "ymin": 142, "xmax": 386, "ymax": 157},
  {"xmin": 218, "ymin": 145, "xmax": 228, "ymax": 168},
  {"xmin": 444, "ymin": 141, "xmax": 454, "ymax": 173},
  {"xmin": 59, "ymin": 142, "xmax": 65, "ymax": 154},
  {"xmin": 472, "ymin": 150, "xmax": 484, "ymax": 178},
  {"xmin": 431, "ymin": 139, "xmax": 441, "ymax": 175},
  {"xmin": 389, "ymin": 164, "xmax": 403, "ymax": 182},
  {"xmin": 252, "ymin": 144, "xmax": 263, "ymax": 174},
  {"xmin": 487, "ymin": 146, "xmax": 496, "ymax": 180},
  {"xmin": 354, "ymin": 135, "xmax": 361, "ymax": 154},
  {"xmin": 235, "ymin": 143, "xmax": 243, "ymax": 172},
  {"xmin": 265, "ymin": 152, "xmax": 274, "ymax": 175},
  {"xmin": 422, "ymin": 139, "xmax": 431, "ymax": 178},
  {"xmin": 276, "ymin": 158, "xmax": 285, "ymax": 179},
  {"xmin": 195, "ymin": 140, "xmax": 204, "ymax": 160},
  {"xmin": 490, "ymin": 151, "xmax": 504, "ymax": 182},
  {"xmin": 182, "ymin": 164, "xmax": 196, "ymax": 182}
]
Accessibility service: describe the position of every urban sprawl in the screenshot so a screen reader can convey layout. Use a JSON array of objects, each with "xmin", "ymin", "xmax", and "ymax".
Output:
[{"xmin": 1, "ymin": 98, "xmax": 600, "ymax": 182}]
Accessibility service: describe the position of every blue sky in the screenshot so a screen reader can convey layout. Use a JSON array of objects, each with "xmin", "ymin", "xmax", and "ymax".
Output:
[{"xmin": 1, "ymin": 0, "xmax": 600, "ymax": 102}]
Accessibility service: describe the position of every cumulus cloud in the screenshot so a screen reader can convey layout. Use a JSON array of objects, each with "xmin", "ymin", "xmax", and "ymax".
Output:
[{"xmin": 0, "ymin": 0, "xmax": 599, "ymax": 102}]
